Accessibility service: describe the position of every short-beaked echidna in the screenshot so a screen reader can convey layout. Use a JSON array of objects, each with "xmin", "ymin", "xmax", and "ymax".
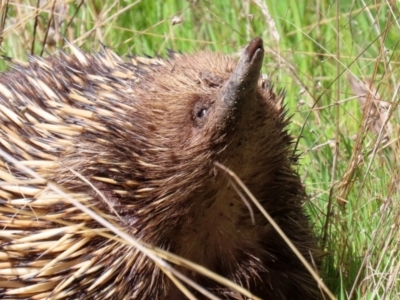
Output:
[{"xmin": 0, "ymin": 38, "xmax": 321, "ymax": 299}]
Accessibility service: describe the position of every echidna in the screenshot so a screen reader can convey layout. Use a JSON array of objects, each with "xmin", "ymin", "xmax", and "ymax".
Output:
[{"xmin": 0, "ymin": 37, "xmax": 322, "ymax": 299}]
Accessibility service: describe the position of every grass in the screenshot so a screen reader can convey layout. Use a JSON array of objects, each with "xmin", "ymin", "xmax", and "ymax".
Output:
[{"xmin": 1, "ymin": 0, "xmax": 399, "ymax": 299}]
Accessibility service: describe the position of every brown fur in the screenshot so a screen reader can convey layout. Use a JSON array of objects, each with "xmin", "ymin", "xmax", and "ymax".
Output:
[{"xmin": 0, "ymin": 39, "xmax": 321, "ymax": 299}]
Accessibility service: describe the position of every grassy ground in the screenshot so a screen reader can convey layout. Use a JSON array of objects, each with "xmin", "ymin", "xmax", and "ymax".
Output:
[{"xmin": 1, "ymin": 0, "xmax": 399, "ymax": 299}]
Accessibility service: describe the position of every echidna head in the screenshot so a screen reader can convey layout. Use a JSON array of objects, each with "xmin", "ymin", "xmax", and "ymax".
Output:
[{"xmin": 105, "ymin": 38, "xmax": 291, "ymax": 243}]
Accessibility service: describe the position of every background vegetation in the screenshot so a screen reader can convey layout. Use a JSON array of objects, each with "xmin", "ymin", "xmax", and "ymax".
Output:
[{"xmin": 1, "ymin": 0, "xmax": 399, "ymax": 299}]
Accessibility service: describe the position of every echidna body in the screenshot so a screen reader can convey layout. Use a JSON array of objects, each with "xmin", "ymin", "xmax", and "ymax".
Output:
[{"xmin": 0, "ymin": 38, "xmax": 320, "ymax": 299}]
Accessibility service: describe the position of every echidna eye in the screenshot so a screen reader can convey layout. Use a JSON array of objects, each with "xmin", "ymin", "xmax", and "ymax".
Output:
[
  {"xmin": 197, "ymin": 108, "xmax": 207, "ymax": 119},
  {"xmin": 193, "ymin": 101, "xmax": 211, "ymax": 128}
]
